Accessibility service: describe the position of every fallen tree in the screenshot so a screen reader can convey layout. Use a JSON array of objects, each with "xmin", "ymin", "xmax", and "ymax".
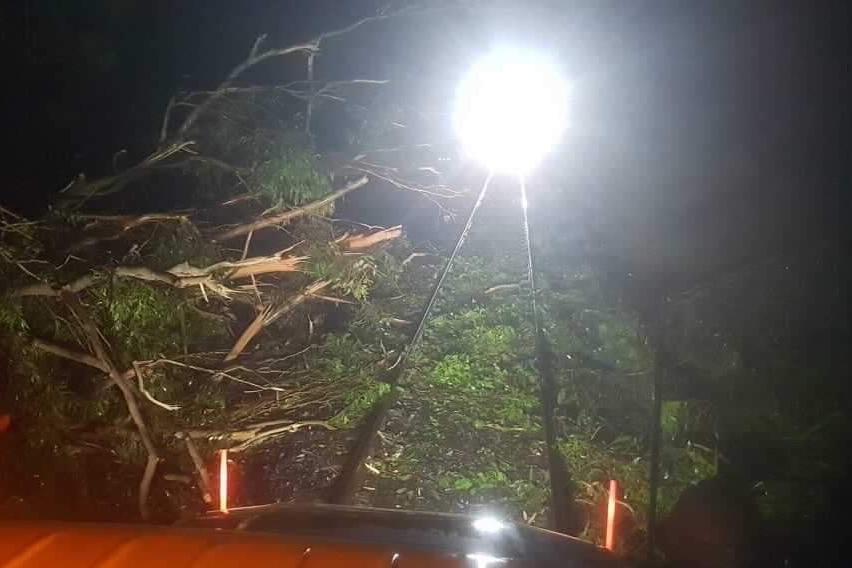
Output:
[
  {"xmin": 3, "ymin": 202, "xmax": 406, "ymax": 519},
  {"xmin": 0, "ymin": 10, "xmax": 453, "ymax": 520}
]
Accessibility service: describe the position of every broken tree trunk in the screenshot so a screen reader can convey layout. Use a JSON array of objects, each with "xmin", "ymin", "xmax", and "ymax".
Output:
[{"xmin": 224, "ymin": 279, "xmax": 330, "ymax": 362}]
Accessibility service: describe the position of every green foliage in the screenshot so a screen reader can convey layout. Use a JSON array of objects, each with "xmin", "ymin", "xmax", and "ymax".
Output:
[
  {"xmin": 141, "ymin": 364, "xmax": 228, "ymax": 428},
  {"xmin": 661, "ymin": 400, "xmax": 715, "ymax": 444},
  {"xmin": 443, "ymin": 468, "xmax": 508, "ymax": 493},
  {"xmin": 110, "ymin": 432, "xmax": 148, "ymax": 466},
  {"xmin": 437, "ymin": 255, "xmax": 525, "ymax": 311},
  {"xmin": 548, "ymin": 297, "xmax": 649, "ymax": 372},
  {"xmin": 3, "ymin": 347, "xmax": 120, "ymax": 449},
  {"xmin": 363, "ymin": 295, "xmax": 546, "ymax": 517},
  {"xmin": 345, "ymin": 247, "xmax": 433, "ymax": 353},
  {"xmin": 659, "ymin": 444, "xmax": 717, "ymax": 511},
  {"xmin": 247, "ymin": 131, "xmax": 332, "ymax": 209},
  {"xmin": 0, "ymin": 295, "xmax": 27, "ymax": 334},
  {"xmin": 146, "ymin": 222, "xmax": 221, "ymax": 271},
  {"xmin": 363, "ymin": 249, "xmax": 407, "ymax": 299},
  {"xmin": 559, "ymin": 428, "xmax": 716, "ymax": 544},
  {"xmin": 89, "ymin": 279, "xmax": 222, "ymax": 364},
  {"xmin": 298, "ymin": 334, "xmax": 388, "ymax": 429},
  {"xmin": 561, "ymin": 433, "xmax": 649, "ymax": 513},
  {"xmin": 353, "ymin": 237, "xmax": 721, "ymax": 541},
  {"xmin": 306, "ymin": 249, "xmax": 377, "ymax": 301},
  {"xmin": 331, "ymin": 381, "xmax": 391, "ymax": 428}
]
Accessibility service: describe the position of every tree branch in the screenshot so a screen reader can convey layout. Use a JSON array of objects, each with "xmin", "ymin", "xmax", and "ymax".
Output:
[
  {"xmin": 159, "ymin": 96, "xmax": 177, "ymax": 143},
  {"xmin": 32, "ymin": 338, "xmax": 110, "ymax": 373},
  {"xmin": 14, "ymin": 248, "xmax": 312, "ymax": 299},
  {"xmin": 16, "ymin": 274, "xmax": 102, "ymax": 297},
  {"xmin": 61, "ymin": 293, "xmax": 160, "ymax": 521},
  {"xmin": 114, "ymin": 266, "xmax": 210, "ymax": 288},
  {"xmin": 132, "ymin": 361, "xmax": 181, "ymax": 411},
  {"xmin": 176, "ymin": 432, "xmax": 213, "ymax": 504},
  {"xmin": 60, "ymin": 141, "xmax": 196, "ymax": 202},
  {"xmin": 213, "ymin": 176, "xmax": 369, "ymax": 241},
  {"xmin": 224, "ymin": 280, "xmax": 329, "ymax": 362},
  {"xmin": 68, "ymin": 213, "xmax": 190, "ymax": 252},
  {"xmin": 339, "ymin": 225, "xmax": 402, "ymax": 251},
  {"xmin": 484, "ymin": 283, "xmax": 521, "ymax": 295},
  {"xmin": 188, "ymin": 419, "xmax": 335, "ymax": 453},
  {"xmin": 175, "ymin": 43, "xmax": 317, "ymax": 139}
]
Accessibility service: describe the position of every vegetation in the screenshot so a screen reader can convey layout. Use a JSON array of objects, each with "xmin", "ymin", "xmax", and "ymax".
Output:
[
  {"xmin": 252, "ymin": 140, "xmax": 333, "ymax": 209},
  {"xmin": 2, "ymin": 7, "xmax": 848, "ymax": 567}
]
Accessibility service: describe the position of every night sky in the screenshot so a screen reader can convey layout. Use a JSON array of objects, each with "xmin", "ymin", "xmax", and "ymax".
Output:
[{"xmin": 2, "ymin": 0, "xmax": 849, "ymax": 287}]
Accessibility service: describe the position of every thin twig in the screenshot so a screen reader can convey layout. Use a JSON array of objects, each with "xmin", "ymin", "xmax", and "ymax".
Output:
[
  {"xmin": 132, "ymin": 361, "xmax": 181, "ymax": 411},
  {"xmin": 176, "ymin": 43, "xmax": 317, "ymax": 138},
  {"xmin": 240, "ymin": 230, "xmax": 253, "ymax": 260},
  {"xmin": 189, "ymin": 420, "xmax": 335, "ymax": 453},
  {"xmin": 310, "ymin": 294, "xmax": 356, "ymax": 305},
  {"xmin": 484, "ymin": 283, "xmax": 521, "ymax": 295},
  {"xmin": 159, "ymin": 96, "xmax": 177, "ymax": 143}
]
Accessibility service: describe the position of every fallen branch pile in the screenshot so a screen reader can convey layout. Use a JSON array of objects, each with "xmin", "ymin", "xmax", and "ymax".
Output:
[
  {"xmin": 8, "ymin": 206, "xmax": 402, "ymax": 519},
  {"xmin": 0, "ymin": 8, "xmax": 459, "ymax": 522}
]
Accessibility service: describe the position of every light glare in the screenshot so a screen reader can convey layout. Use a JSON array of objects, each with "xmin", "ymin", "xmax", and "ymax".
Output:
[
  {"xmin": 455, "ymin": 48, "xmax": 569, "ymax": 174},
  {"xmin": 466, "ymin": 553, "xmax": 506, "ymax": 568},
  {"xmin": 472, "ymin": 516, "xmax": 505, "ymax": 534}
]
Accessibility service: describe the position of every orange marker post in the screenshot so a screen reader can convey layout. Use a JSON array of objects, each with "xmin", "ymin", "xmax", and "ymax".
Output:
[
  {"xmin": 605, "ymin": 479, "xmax": 618, "ymax": 551},
  {"xmin": 219, "ymin": 449, "xmax": 229, "ymax": 513},
  {"xmin": 0, "ymin": 414, "xmax": 11, "ymax": 434}
]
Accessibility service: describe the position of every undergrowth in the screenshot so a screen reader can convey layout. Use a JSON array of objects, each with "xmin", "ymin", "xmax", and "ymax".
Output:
[
  {"xmin": 89, "ymin": 279, "xmax": 223, "ymax": 365},
  {"xmin": 252, "ymin": 142, "xmax": 332, "ymax": 208}
]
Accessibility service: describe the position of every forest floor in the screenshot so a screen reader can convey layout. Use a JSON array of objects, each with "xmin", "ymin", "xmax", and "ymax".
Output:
[{"xmin": 241, "ymin": 428, "xmax": 350, "ymax": 506}]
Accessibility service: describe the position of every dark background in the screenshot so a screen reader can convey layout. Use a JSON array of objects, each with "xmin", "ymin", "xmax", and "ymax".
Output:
[{"xmin": 2, "ymin": 1, "xmax": 848, "ymax": 278}]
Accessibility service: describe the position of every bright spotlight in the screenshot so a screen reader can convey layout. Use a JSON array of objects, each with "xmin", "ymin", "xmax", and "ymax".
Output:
[
  {"xmin": 454, "ymin": 48, "xmax": 569, "ymax": 175},
  {"xmin": 472, "ymin": 516, "xmax": 505, "ymax": 534}
]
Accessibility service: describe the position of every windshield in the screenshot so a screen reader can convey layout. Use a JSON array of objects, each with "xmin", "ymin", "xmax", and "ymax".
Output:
[{"xmin": 0, "ymin": 2, "xmax": 846, "ymax": 567}]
